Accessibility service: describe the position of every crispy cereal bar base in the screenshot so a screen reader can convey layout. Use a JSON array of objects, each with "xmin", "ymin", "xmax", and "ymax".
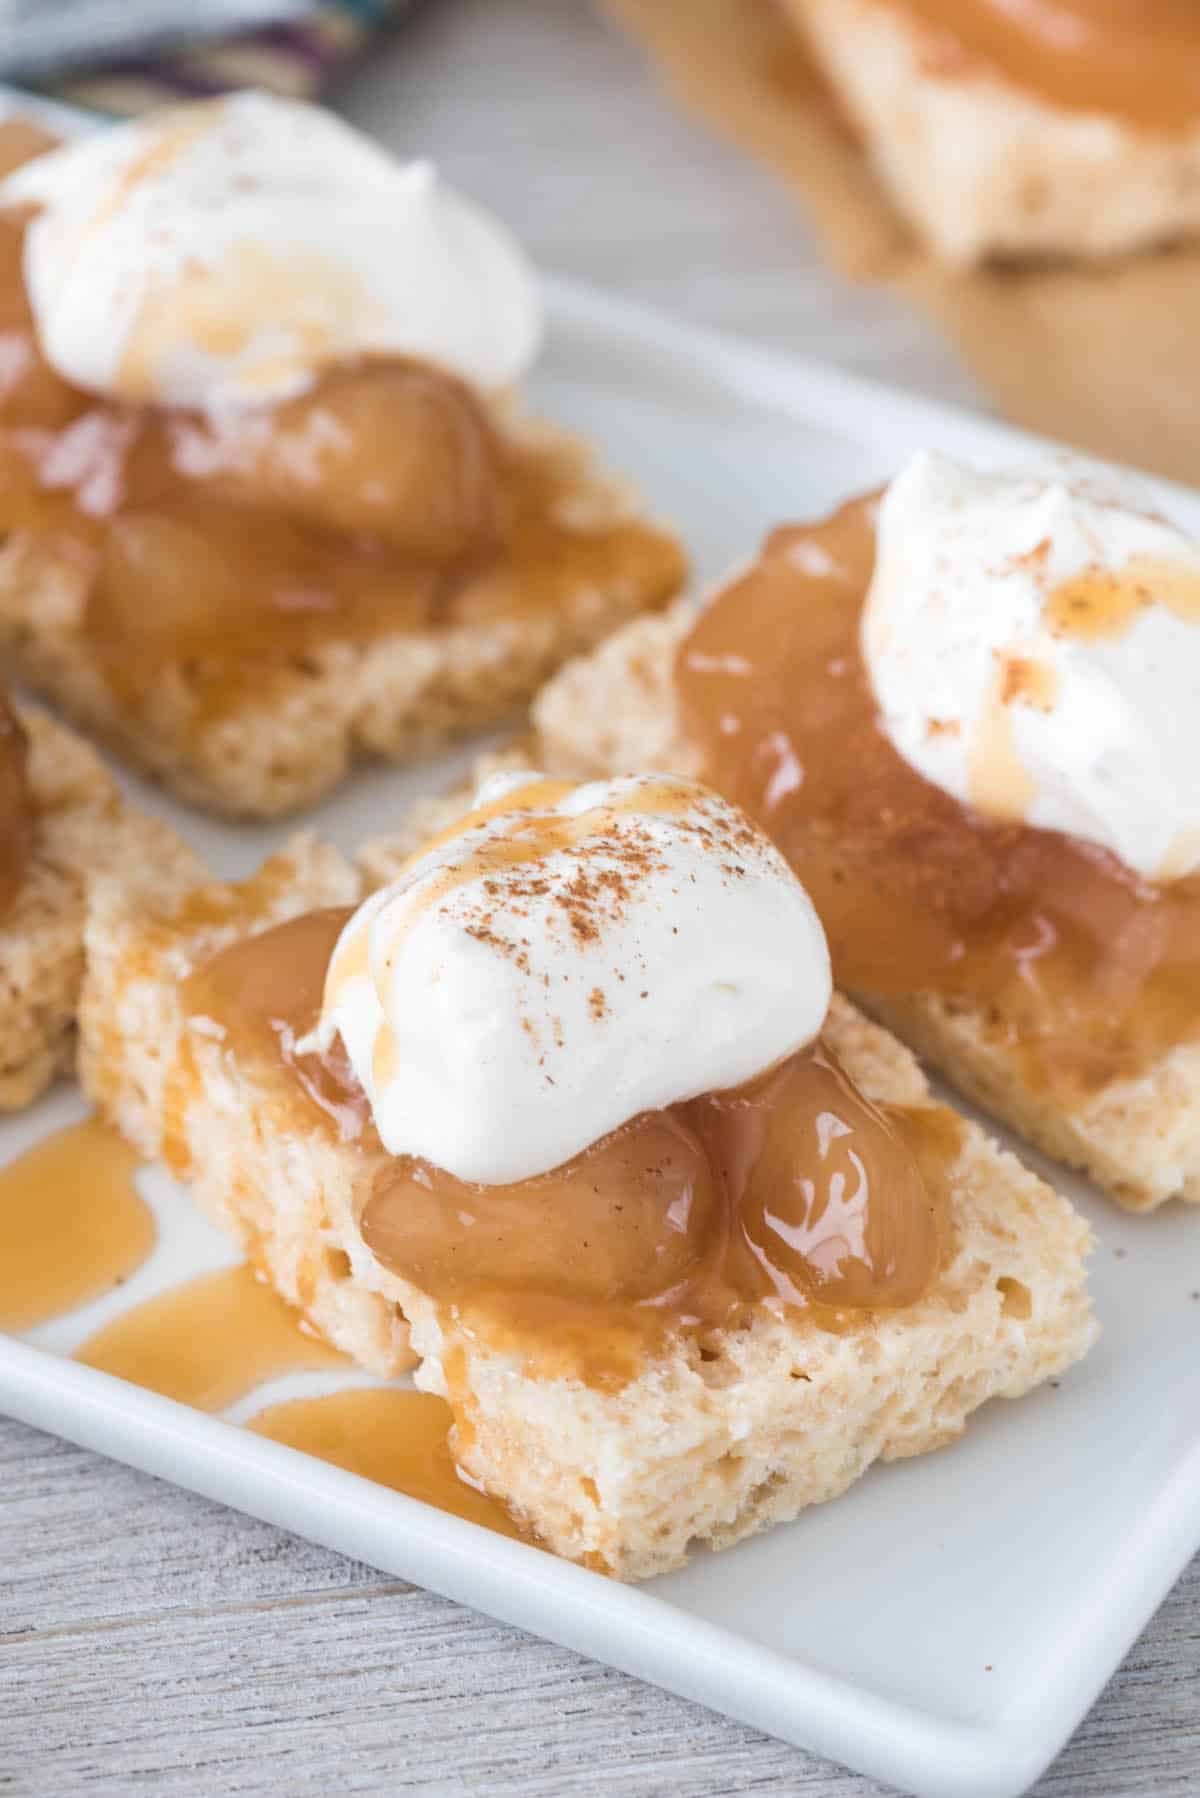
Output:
[{"xmin": 79, "ymin": 821, "xmax": 1094, "ymax": 1578}]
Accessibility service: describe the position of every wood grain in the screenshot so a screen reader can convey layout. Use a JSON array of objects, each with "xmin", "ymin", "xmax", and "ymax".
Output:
[{"xmin": 0, "ymin": 1419, "xmax": 1196, "ymax": 1796}]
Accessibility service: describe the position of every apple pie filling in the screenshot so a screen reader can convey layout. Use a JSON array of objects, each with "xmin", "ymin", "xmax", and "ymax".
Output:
[
  {"xmin": 182, "ymin": 904, "xmax": 954, "ymax": 1387},
  {"xmin": 677, "ymin": 492, "xmax": 1200, "ymax": 1097}
]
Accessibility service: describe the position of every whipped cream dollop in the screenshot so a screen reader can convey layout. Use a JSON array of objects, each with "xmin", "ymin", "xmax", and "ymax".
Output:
[
  {"xmin": 309, "ymin": 772, "xmax": 833, "ymax": 1186},
  {"xmin": 862, "ymin": 452, "xmax": 1200, "ymax": 881},
  {"xmin": 0, "ymin": 91, "xmax": 541, "ymax": 413}
]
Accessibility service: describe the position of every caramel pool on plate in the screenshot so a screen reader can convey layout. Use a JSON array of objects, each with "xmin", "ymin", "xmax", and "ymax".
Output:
[
  {"xmin": 75, "ymin": 1263, "xmax": 350, "ymax": 1411},
  {"xmin": 0, "ymin": 1118, "xmax": 155, "ymax": 1331},
  {"xmin": 676, "ymin": 493, "xmax": 1200, "ymax": 1099},
  {"xmin": 0, "ymin": 1113, "xmax": 516, "ymax": 1534},
  {"xmin": 247, "ymin": 1389, "xmax": 521, "ymax": 1539}
]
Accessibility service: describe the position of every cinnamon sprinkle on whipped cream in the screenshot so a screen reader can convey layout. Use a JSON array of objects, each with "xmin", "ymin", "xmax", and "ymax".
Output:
[{"xmin": 305, "ymin": 772, "xmax": 832, "ymax": 1184}]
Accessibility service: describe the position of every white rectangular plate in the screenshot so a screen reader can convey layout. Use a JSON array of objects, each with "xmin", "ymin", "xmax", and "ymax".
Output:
[{"xmin": 2, "ymin": 274, "xmax": 1198, "ymax": 1798}]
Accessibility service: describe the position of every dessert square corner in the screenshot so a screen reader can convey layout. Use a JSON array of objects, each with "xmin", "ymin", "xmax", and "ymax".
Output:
[
  {"xmin": 0, "ymin": 706, "xmax": 195, "ymax": 1111},
  {"xmin": 78, "ymin": 817, "xmax": 1095, "ymax": 1581}
]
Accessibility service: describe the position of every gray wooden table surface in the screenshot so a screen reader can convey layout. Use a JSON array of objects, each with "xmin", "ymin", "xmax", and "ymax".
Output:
[{"xmin": 1, "ymin": 2, "xmax": 1197, "ymax": 1792}]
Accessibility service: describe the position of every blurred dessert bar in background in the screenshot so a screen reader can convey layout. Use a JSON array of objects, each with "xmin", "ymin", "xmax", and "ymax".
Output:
[
  {"xmin": 0, "ymin": 96, "xmax": 685, "ymax": 817},
  {"xmin": 786, "ymin": 0, "xmax": 1200, "ymax": 266},
  {"xmin": 604, "ymin": 0, "xmax": 1200, "ymax": 485}
]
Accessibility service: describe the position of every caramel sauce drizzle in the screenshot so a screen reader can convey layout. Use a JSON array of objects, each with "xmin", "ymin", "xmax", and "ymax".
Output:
[
  {"xmin": 183, "ymin": 905, "xmax": 367, "ymax": 1140},
  {"xmin": 1046, "ymin": 557, "xmax": 1200, "ymax": 641},
  {"xmin": 321, "ymin": 774, "xmax": 708, "ymax": 1028},
  {"xmin": 0, "ymin": 689, "xmax": 34, "ymax": 920},
  {"xmin": 885, "ymin": 0, "xmax": 1200, "ymax": 133},
  {"xmin": 320, "ymin": 775, "xmax": 579, "ymax": 1001},
  {"xmin": 0, "ymin": 123, "xmax": 684, "ymax": 729},
  {"xmin": 246, "ymin": 1389, "xmax": 521, "ymax": 1539},
  {"xmin": 676, "ymin": 493, "xmax": 1200, "ymax": 1098},
  {"xmin": 0, "ymin": 1118, "xmax": 155, "ymax": 1331},
  {"xmin": 75, "ymin": 1264, "xmax": 350, "ymax": 1409},
  {"xmin": 967, "ymin": 661, "xmax": 1037, "ymax": 823}
]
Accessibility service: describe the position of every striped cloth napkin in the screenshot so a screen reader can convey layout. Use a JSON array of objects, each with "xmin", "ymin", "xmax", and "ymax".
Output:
[{"xmin": 0, "ymin": 0, "xmax": 425, "ymax": 115}]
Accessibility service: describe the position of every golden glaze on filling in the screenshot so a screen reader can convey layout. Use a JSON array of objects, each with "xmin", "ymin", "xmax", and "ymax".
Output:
[
  {"xmin": 880, "ymin": 0, "xmax": 1200, "ymax": 131},
  {"xmin": 676, "ymin": 493, "xmax": 1200, "ymax": 1099},
  {"xmin": 0, "ymin": 689, "xmax": 33, "ymax": 919},
  {"xmin": 0, "ymin": 125, "xmax": 684, "ymax": 723},
  {"xmin": 183, "ymin": 906, "xmax": 954, "ymax": 1386}
]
